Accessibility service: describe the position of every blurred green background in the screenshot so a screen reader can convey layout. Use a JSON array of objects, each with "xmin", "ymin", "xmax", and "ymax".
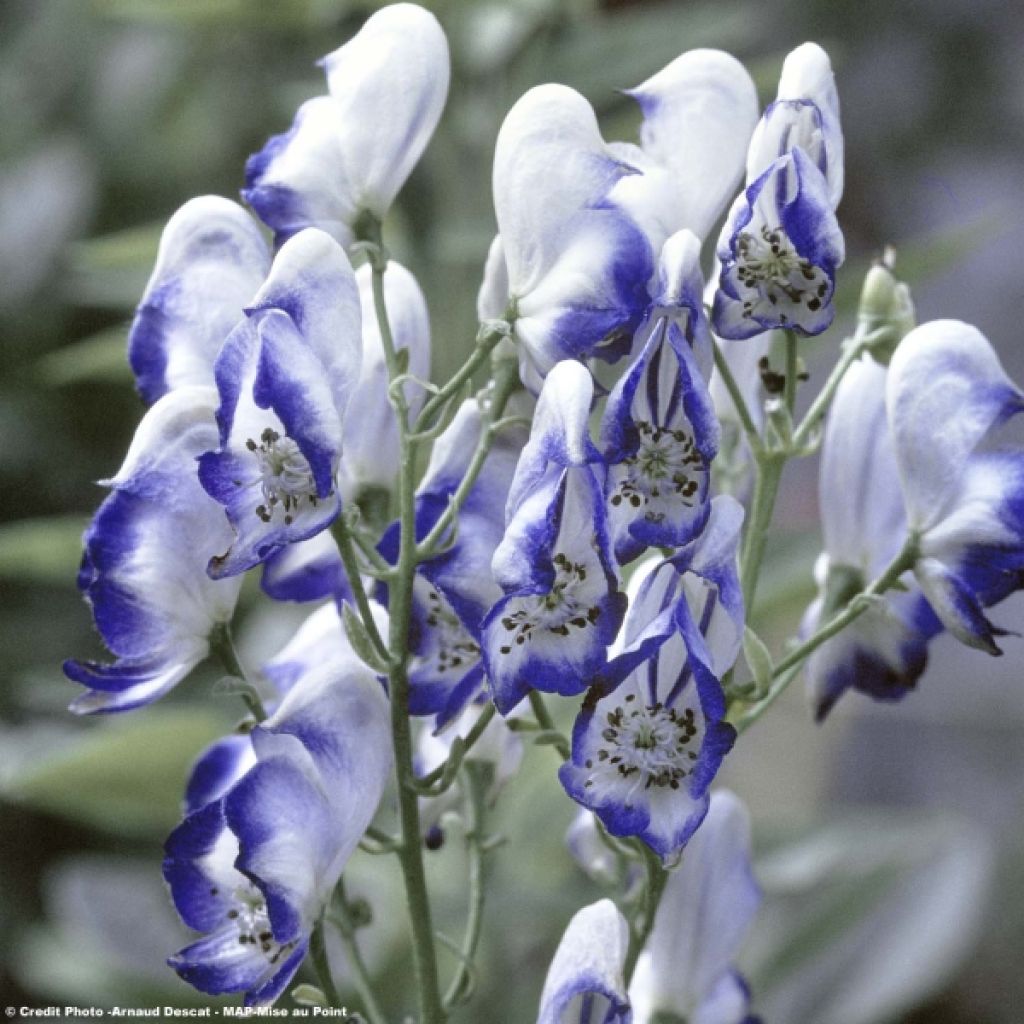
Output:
[{"xmin": 2, "ymin": 0, "xmax": 1023, "ymax": 1020}]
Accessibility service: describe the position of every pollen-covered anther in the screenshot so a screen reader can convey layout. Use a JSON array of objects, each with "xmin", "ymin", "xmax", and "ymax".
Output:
[
  {"xmin": 226, "ymin": 882, "xmax": 296, "ymax": 965},
  {"xmin": 583, "ymin": 697, "xmax": 699, "ymax": 795},
  {"xmin": 735, "ymin": 224, "xmax": 829, "ymax": 320},
  {"xmin": 423, "ymin": 587, "xmax": 480, "ymax": 673},
  {"xmin": 244, "ymin": 426, "xmax": 323, "ymax": 525},
  {"xmin": 610, "ymin": 421, "xmax": 704, "ymax": 517}
]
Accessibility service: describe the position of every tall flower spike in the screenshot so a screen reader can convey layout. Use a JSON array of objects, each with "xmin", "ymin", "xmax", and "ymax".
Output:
[
  {"xmin": 129, "ymin": 197, "xmax": 270, "ymax": 404},
  {"xmin": 804, "ymin": 354, "xmax": 940, "ymax": 720},
  {"xmin": 164, "ymin": 626, "xmax": 392, "ymax": 1006},
  {"xmin": 493, "ymin": 84, "xmax": 653, "ymax": 389},
  {"xmin": 243, "ymin": 3, "xmax": 450, "ymax": 247},
  {"xmin": 611, "ymin": 49, "xmax": 759, "ymax": 250},
  {"xmin": 559, "ymin": 497, "xmax": 743, "ymax": 860},
  {"xmin": 198, "ymin": 229, "xmax": 362, "ymax": 578},
  {"xmin": 339, "ymin": 261, "xmax": 431, "ymax": 502},
  {"xmin": 602, "ymin": 230, "xmax": 720, "ymax": 563},
  {"xmin": 536, "ymin": 899, "xmax": 632, "ymax": 1024},
  {"xmin": 746, "ymin": 42, "xmax": 843, "ymax": 209},
  {"xmin": 629, "ymin": 791, "xmax": 761, "ymax": 1024},
  {"xmin": 482, "ymin": 362, "xmax": 626, "ymax": 714},
  {"xmin": 64, "ymin": 387, "xmax": 243, "ymax": 714},
  {"xmin": 887, "ymin": 320, "xmax": 1024, "ymax": 652}
]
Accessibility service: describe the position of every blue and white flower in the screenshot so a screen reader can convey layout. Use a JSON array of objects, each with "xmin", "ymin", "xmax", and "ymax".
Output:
[
  {"xmin": 482, "ymin": 361, "xmax": 626, "ymax": 714},
  {"xmin": 243, "ymin": 3, "xmax": 450, "ymax": 247},
  {"xmin": 888, "ymin": 320, "xmax": 1024, "ymax": 652},
  {"xmin": 198, "ymin": 228, "xmax": 362, "ymax": 578},
  {"xmin": 163, "ymin": 620, "xmax": 392, "ymax": 1005},
  {"xmin": 64, "ymin": 387, "xmax": 243, "ymax": 713},
  {"xmin": 128, "ymin": 196, "xmax": 270, "ymax": 404},
  {"xmin": 611, "ymin": 48, "xmax": 758, "ymax": 251},
  {"xmin": 536, "ymin": 899, "xmax": 632, "ymax": 1024},
  {"xmin": 803, "ymin": 353, "xmax": 939, "ymax": 720},
  {"xmin": 258, "ymin": 531, "xmax": 350, "ymax": 605},
  {"xmin": 492, "ymin": 84, "xmax": 653, "ymax": 389},
  {"xmin": 558, "ymin": 497, "xmax": 743, "ymax": 860},
  {"xmin": 713, "ymin": 45, "xmax": 844, "ymax": 340},
  {"xmin": 629, "ymin": 791, "xmax": 761, "ymax": 1024},
  {"xmin": 602, "ymin": 230, "xmax": 719, "ymax": 562}
]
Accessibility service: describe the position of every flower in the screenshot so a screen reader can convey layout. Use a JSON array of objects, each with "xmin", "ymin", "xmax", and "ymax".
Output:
[
  {"xmin": 163, "ymin": 614, "xmax": 392, "ymax": 1005},
  {"xmin": 243, "ymin": 3, "xmax": 450, "ymax": 247},
  {"xmin": 887, "ymin": 320, "xmax": 1024, "ymax": 652},
  {"xmin": 602, "ymin": 230, "xmax": 719, "ymax": 562},
  {"xmin": 128, "ymin": 196, "xmax": 270, "ymax": 404},
  {"xmin": 198, "ymin": 228, "xmax": 362, "ymax": 577},
  {"xmin": 492, "ymin": 84, "xmax": 653, "ymax": 389},
  {"xmin": 558, "ymin": 497, "xmax": 743, "ymax": 860},
  {"xmin": 629, "ymin": 790, "xmax": 761, "ymax": 1024},
  {"xmin": 536, "ymin": 899, "xmax": 631, "ymax": 1024},
  {"xmin": 803, "ymin": 353, "xmax": 940, "ymax": 720},
  {"xmin": 610, "ymin": 48, "xmax": 758, "ymax": 251},
  {"xmin": 64, "ymin": 387, "xmax": 243, "ymax": 713},
  {"xmin": 338, "ymin": 261, "xmax": 431, "ymax": 501},
  {"xmin": 482, "ymin": 361, "xmax": 626, "ymax": 714},
  {"xmin": 712, "ymin": 44, "xmax": 844, "ymax": 340}
]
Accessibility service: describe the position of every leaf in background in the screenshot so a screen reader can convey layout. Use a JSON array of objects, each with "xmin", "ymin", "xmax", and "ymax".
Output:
[
  {"xmin": 89, "ymin": 0, "xmax": 350, "ymax": 29},
  {"xmin": 746, "ymin": 811, "xmax": 996, "ymax": 1024},
  {"xmin": 65, "ymin": 221, "xmax": 162, "ymax": 309},
  {"xmin": 4, "ymin": 708, "xmax": 234, "ymax": 837},
  {"xmin": 0, "ymin": 516, "xmax": 87, "ymax": 585},
  {"xmin": 36, "ymin": 326, "xmax": 132, "ymax": 387}
]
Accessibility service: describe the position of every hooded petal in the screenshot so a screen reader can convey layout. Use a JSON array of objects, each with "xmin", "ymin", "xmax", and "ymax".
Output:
[
  {"xmin": 537, "ymin": 900, "xmax": 632, "ymax": 1024},
  {"xmin": 259, "ymin": 532, "xmax": 349, "ymax": 604},
  {"xmin": 494, "ymin": 84, "xmax": 653, "ymax": 380},
  {"xmin": 128, "ymin": 196, "xmax": 270, "ymax": 404},
  {"xmin": 713, "ymin": 149, "xmax": 844, "ymax": 340},
  {"xmin": 629, "ymin": 791, "xmax": 760, "ymax": 1024},
  {"xmin": 477, "ymin": 233, "xmax": 510, "ymax": 322},
  {"xmin": 613, "ymin": 49, "xmax": 758, "ymax": 246},
  {"xmin": 64, "ymin": 387, "xmax": 242, "ymax": 714},
  {"xmin": 746, "ymin": 43, "xmax": 843, "ymax": 209},
  {"xmin": 340, "ymin": 261, "xmax": 431, "ymax": 500},
  {"xmin": 886, "ymin": 320, "xmax": 1024, "ymax": 531},
  {"xmin": 244, "ymin": 4, "xmax": 449, "ymax": 244}
]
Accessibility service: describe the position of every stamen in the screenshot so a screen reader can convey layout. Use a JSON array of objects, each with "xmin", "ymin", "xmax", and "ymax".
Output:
[
  {"xmin": 734, "ymin": 223, "xmax": 829, "ymax": 324},
  {"xmin": 241, "ymin": 427, "xmax": 325, "ymax": 525}
]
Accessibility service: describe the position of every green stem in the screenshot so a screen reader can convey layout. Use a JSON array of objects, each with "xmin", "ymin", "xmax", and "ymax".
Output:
[
  {"xmin": 528, "ymin": 691, "xmax": 570, "ymax": 760},
  {"xmin": 443, "ymin": 764, "xmax": 490, "ymax": 1009},
  {"xmin": 310, "ymin": 916, "xmax": 344, "ymax": 1010},
  {"xmin": 791, "ymin": 336, "xmax": 866, "ymax": 450},
  {"xmin": 333, "ymin": 882, "xmax": 389, "ymax": 1024},
  {"xmin": 331, "ymin": 517, "xmax": 391, "ymax": 663},
  {"xmin": 414, "ymin": 703, "xmax": 497, "ymax": 793},
  {"xmin": 738, "ymin": 453, "xmax": 785, "ymax": 613},
  {"xmin": 711, "ymin": 339, "xmax": 763, "ymax": 456},
  {"xmin": 623, "ymin": 847, "xmax": 668, "ymax": 983},
  {"xmin": 783, "ymin": 329, "xmax": 799, "ymax": 415},
  {"xmin": 209, "ymin": 623, "xmax": 266, "ymax": 722}
]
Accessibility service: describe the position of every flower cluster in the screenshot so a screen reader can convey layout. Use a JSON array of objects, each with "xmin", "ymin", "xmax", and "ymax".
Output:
[{"xmin": 62, "ymin": 4, "xmax": 1024, "ymax": 1021}]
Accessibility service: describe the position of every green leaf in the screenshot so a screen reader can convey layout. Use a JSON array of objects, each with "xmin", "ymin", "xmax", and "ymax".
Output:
[
  {"xmin": 341, "ymin": 603, "xmax": 390, "ymax": 674},
  {"xmin": 742, "ymin": 626, "xmax": 774, "ymax": 696},
  {"xmin": 36, "ymin": 326, "xmax": 131, "ymax": 386},
  {"xmin": 5, "ymin": 708, "xmax": 234, "ymax": 837},
  {"xmin": 0, "ymin": 516, "xmax": 87, "ymax": 585}
]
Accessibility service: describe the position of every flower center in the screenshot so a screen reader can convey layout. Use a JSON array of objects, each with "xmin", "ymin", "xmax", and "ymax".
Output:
[
  {"xmin": 245, "ymin": 427, "xmax": 321, "ymax": 525},
  {"xmin": 219, "ymin": 880, "xmax": 297, "ymax": 966},
  {"xmin": 583, "ymin": 694, "xmax": 699, "ymax": 793},
  {"xmin": 611, "ymin": 422, "xmax": 703, "ymax": 519},
  {"xmin": 735, "ymin": 224, "xmax": 829, "ymax": 320},
  {"xmin": 422, "ymin": 586, "xmax": 480, "ymax": 675},
  {"xmin": 497, "ymin": 552, "xmax": 600, "ymax": 654}
]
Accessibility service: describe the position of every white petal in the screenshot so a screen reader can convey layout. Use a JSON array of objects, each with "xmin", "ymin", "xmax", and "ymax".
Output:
[{"xmin": 477, "ymin": 233, "xmax": 510, "ymax": 322}]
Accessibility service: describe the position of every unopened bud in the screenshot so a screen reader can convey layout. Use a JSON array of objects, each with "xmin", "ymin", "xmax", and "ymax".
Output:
[{"xmin": 855, "ymin": 257, "xmax": 916, "ymax": 364}]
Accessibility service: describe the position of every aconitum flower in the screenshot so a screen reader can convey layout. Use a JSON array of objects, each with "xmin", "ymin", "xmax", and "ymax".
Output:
[
  {"xmin": 64, "ymin": 387, "xmax": 242, "ymax": 713},
  {"xmin": 602, "ymin": 230, "xmax": 719, "ymax": 562},
  {"xmin": 611, "ymin": 48, "xmax": 758, "ymax": 251},
  {"xmin": 888, "ymin": 320, "xmax": 1024, "ymax": 652},
  {"xmin": 535, "ymin": 899, "xmax": 631, "ymax": 1024},
  {"xmin": 630, "ymin": 791, "xmax": 761, "ymax": 1024},
  {"xmin": 803, "ymin": 354, "xmax": 939, "ymax": 720},
  {"xmin": 128, "ymin": 196, "xmax": 270, "ymax": 404},
  {"xmin": 492, "ymin": 84, "xmax": 653, "ymax": 389},
  {"xmin": 243, "ymin": 3, "xmax": 450, "ymax": 247},
  {"xmin": 164, "ymin": 624, "xmax": 392, "ymax": 1005},
  {"xmin": 713, "ymin": 44, "xmax": 844, "ymax": 340},
  {"xmin": 482, "ymin": 361, "xmax": 626, "ymax": 714},
  {"xmin": 198, "ymin": 229, "xmax": 362, "ymax": 577},
  {"xmin": 559, "ymin": 497, "xmax": 743, "ymax": 859}
]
